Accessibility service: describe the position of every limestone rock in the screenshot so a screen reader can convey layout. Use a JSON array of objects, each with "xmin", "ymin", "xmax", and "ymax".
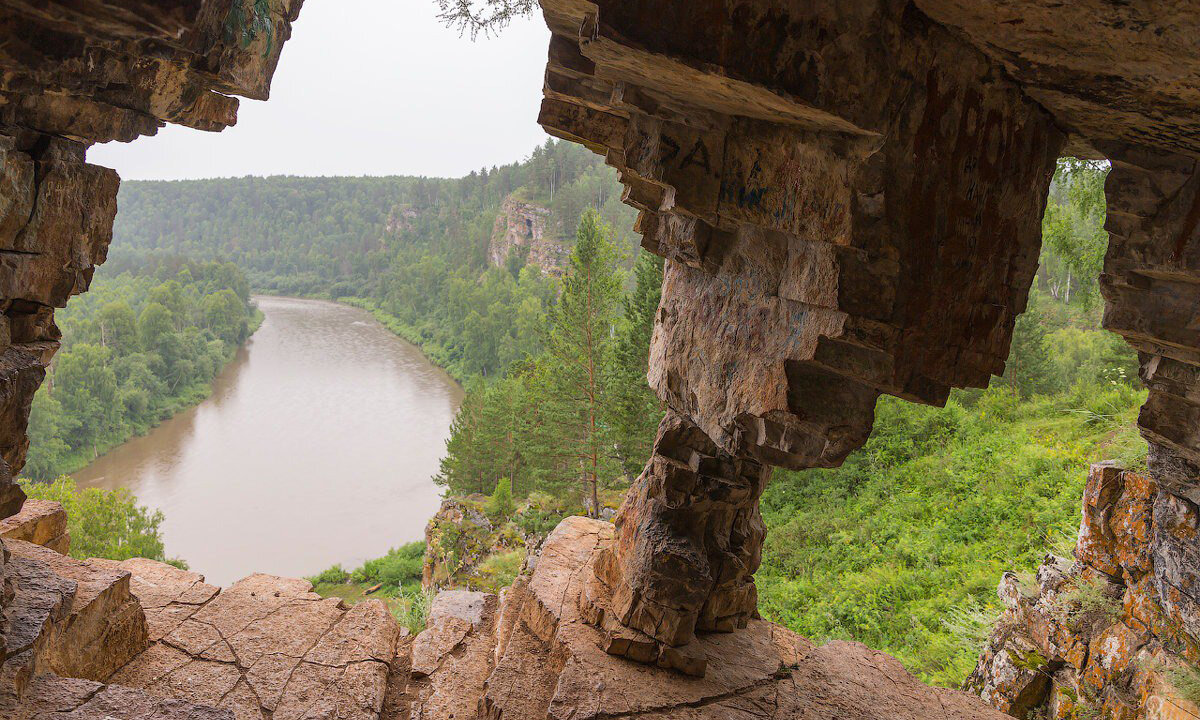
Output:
[
  {"xmin": 0, "ymin": 500, "xmax": 69, "ymax": 555},
  {"xmin": 489, "ymin": 197, "xmax": 562, "ymax": 275},
  {"xmin": 112, "ymin": 571, "xmax": 399, "ymax": 720}
]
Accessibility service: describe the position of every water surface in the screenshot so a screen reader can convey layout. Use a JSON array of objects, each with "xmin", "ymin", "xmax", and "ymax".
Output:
[{"xmin": 76, "ymin": 296, "xmax": 462, "ymax": 585}]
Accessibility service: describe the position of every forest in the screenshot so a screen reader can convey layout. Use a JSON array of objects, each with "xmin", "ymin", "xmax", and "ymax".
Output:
[
  {"xmin": 22, "ymin": 256, "xmax": 260, "ymax": 480},
  {"xmin": 113, "ymin": 139, "xmax": 638, "ymax": 379}
]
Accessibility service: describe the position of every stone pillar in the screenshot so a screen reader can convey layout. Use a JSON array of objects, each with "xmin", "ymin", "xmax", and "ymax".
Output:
[{"xmin": 539, "ymin": 0, "xmax": 1064, "ymax": 673}]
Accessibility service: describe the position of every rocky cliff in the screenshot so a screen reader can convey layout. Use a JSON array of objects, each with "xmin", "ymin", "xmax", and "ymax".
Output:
[
  {"xmin": 488, "ymin": 197, "xmax": 563, "ymax": 275},
  {"xmin": 1, "ymin": 503, "xmax": 1012, "ymax": 719}
]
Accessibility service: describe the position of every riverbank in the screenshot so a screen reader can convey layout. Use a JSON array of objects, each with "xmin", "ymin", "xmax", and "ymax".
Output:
[
  {"xmin": 38, "ymin": 307, "xmax": 266, "ymax": 480},
  {"xmin": 72, "ymin": 296, "xmax": 463, "ymax": 585}
]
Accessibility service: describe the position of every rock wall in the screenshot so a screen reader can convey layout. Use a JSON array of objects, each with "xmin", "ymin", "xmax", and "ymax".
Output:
[{"xmin": 488, "ymin": 197, "xmax": 563, "ymax": 275}]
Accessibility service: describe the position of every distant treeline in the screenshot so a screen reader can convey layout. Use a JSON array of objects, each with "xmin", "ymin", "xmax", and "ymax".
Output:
[
  {"xmin": 112, "ymin": 139, "xmax": 637, "ymax": 379},
  {"xmin": 24, "ymin": 257, "xmax": 260, "ymax": 480}
]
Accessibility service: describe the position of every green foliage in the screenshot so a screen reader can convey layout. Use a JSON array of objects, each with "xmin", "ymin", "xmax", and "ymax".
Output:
[
  {"xmin": 1167, "ymin": 665, "xmax": 1200, "ymax": 705},
  {"xmin": 347, "ymin": 542, "xmax": 426, "ymax": 589},
  {"xmin": 23, "ymin": 257, "xmax": 259, "ymax": 480},
  {"xmin": 608, "ymin": 251, "xmax": 665, "ymax": 478},
  {"xmin": 112, "ymin": 139, "xmax": 638, "ymax": 382},
  {"xmin": 393, "ymin": 586, "xmax": 436, "ymax": 633},
  {"xmin": 436, "ymin": 212, "xmax": 660, "ymax": 510},
  {"xmin": 1038, "ymin": 159, "xmax": 1108, "ymax": 309},
  {"xmin": 1001, "ymin": 293, "xmax": 1056, "ymax": 399},
  {"xmin": 756, "ymin": 373, "xmax": 1145, "ymax": 687},
  {"xmin": 526, "ymin": 210, "xmax": 623, "ymax": 515},
  {"xmin": 1057, "ymin": 575, "xmax": 1121, "ymax": 627},
  {"xmin": 475, "ymin": 549, "xmax": 525, "ymax": 591},
  {"xmin": 485, "ymin": 477, "xmax": 515, "ymax": 520},
  {"xmin": 20, "ymin": 476, "xmax": 184, "ymax": 567},
  {"xmin": 434, "ymin": 0, "xmax": 535, "ymax": 38},
  {"xmin": 309, "ymin": 564, "xmax": 350, "ymax": 586}
]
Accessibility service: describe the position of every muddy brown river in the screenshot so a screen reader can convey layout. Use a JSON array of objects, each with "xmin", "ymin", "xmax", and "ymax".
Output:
[{"xmin": 75, "ymin": 295, "xmax": 463, "ymax": 586}]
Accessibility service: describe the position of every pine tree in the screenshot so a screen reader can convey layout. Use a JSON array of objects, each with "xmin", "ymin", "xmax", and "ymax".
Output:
[
  {"xmin": 607, "ymin": 250, "xmax": 665, "ymax": 478},
  {"xmin": 529, "ymin": 209, "xmax": 621, "ymax": 516},
  {"xmin": 1003, "ymin": 295, "xmax": 1056, "ymax": 399}
]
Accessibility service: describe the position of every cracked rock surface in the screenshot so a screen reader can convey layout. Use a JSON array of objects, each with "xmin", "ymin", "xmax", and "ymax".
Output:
[{"xmin": 111, "ymin": 571, "xmax": 400, "ymax": 720}]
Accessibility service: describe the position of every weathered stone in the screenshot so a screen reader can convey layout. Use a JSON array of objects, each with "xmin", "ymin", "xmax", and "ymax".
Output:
[
  {"xmin": 408, "ymin": 590, "xmax": 498, "ymax": 720},
  {"xmin": 0, "ymin": 499, "xmax": 68, "ymax": 555},
  {"xmin": 109, "ymin": 570, "xmax": 398, "ymax": 720},
  {"xmin": 489, "ymin": 197, "xmax": 563, "ymax": 275},
  {"xmin": 477, "ymin": 516, "xmax": 1009, "ymax": 719},
  {"xmin": 6, "ymin": 539, "xmax": 148, "ymax": 682},
  {"xmin": 89, "ymin": 557, "xmax": 220, "ymax": 642}
]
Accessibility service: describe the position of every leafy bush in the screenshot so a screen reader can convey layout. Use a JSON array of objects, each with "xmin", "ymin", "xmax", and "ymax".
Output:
[
  {"xmin": 309, "ymin": 564, "xmax": 349, "ymax": 586},
  {"xmin": 20, "ymin": 476, "xmax": 185, "ymax": 567},
  {"xmin": 484, "ymin": 477, "xmax": 515, "ymax": 520},
  {"xmin": 349, "ymin": 541, "xmax": 425, "ymax": 588}
]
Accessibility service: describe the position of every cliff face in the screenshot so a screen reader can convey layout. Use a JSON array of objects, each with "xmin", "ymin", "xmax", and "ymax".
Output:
[
  {"xmin": 2, "ymin": 505, "xmax": 1014, "ymax": 720},
  {"xmin": 971, "ymin": 464, "xmax": 1200, "ymax": 719},
  {"xmin": 488, "ymin": 197, "xmax": 563, "ymax": 275},
  {"xmin": 533, "ymin": 0, "xmax": 1200, "ymax": 700}
]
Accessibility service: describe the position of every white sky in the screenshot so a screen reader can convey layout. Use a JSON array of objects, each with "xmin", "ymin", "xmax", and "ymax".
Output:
[{"xmin": 88, "ymin": 0, "xmax": 552, "ymax": 180}]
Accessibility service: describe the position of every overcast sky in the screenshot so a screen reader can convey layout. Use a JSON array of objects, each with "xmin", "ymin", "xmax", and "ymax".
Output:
[{"xmin": 87, "ymin": 0, "xmax": 552, "ymax": 180}]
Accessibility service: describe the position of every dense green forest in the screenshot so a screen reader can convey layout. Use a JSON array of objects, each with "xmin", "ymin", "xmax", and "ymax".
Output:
[
  {"xmin": 113, "ymin": 139, "xmax": 638, "ymax": 379},
  {"xmin": 23, "ymin": 256, "xmax": 260, "ymax": 480}
]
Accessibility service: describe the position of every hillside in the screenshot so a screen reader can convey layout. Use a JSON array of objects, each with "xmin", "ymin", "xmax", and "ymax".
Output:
[{"xmin": 110, "ymin": 139, "xmax": 636, "ymax": 379}]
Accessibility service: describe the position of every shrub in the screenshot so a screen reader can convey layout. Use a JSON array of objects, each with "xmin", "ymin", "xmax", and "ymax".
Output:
[
  {"xmin": 20, "ymin": 476, "xmax": 185, "ymax": 567},
  {"xmin": 309, "ymin": 564, "xmax": 349, "ymax": 586},
  {"xmin": 349, "ymin": 541, "xmax": 425, "ymax": 588},
  {"xmin": 393, "ymin": 586, "xmax": 436, "ymax": 633},
  {"xmin": 485, "ymin": 477, "xmax": 515, "ymax": 520}
]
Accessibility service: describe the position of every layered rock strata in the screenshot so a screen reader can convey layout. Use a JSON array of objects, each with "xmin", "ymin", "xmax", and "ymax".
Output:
[{"xmin": 534, "ymin": 0, "xmax": 1200, "ymax": 680}]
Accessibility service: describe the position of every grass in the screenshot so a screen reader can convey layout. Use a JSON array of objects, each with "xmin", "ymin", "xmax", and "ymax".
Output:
[{"xmin": 756, "ymin": 381, "xmax": 1147, "ymax": 687}]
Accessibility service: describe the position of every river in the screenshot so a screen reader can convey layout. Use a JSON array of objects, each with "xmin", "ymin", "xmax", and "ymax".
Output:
[{"xmin": 74, "ymin": 296, "xmax": 463, "ymax": 586}]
